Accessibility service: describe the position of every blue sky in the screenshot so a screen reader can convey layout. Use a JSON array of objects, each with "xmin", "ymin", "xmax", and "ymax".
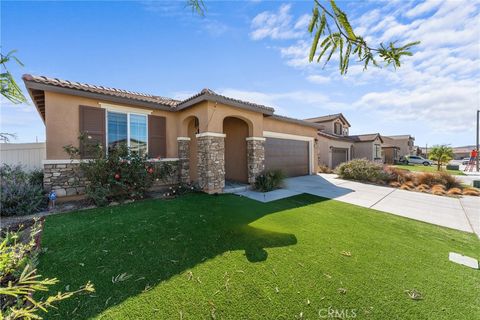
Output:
[{"xmin": 1, "ymin": 0, "xmax": 479, "ymax": 147}]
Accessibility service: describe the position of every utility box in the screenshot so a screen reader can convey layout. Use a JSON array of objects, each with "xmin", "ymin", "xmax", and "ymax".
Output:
[{"xmin": 446, "ymin": 164, "xmax": 459, "ymax": 170}]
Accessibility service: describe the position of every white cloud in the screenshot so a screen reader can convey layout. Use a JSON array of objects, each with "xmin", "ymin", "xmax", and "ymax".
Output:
[
  {"xmin": 405, "ymin": 0, "xmax": 443, "ymax": 18},
  {"xmin": 250, "ymin": 4, "xmax": 308, "ymax": 40},
  {"xmin": 306, "ymin": 74, "xmax": 330, "ymax": 84},
  {"xmin": 249, "ymin": 0, "xmax": 480, "ymax": 141},
  {"xmin": 354, "ymin": 79, "xmax": 479, "ymax": 133},
  {"xmin": 217, "ymin": 88, "xmax": 348, "ymax": 117}
]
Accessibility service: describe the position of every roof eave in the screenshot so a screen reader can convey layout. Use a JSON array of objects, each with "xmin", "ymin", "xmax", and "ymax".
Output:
[
  {"xmin": 23, "ymin": 80, "xmax": 175, "ymax": 111},
  {"xmin": 24, "ymin": 87, "xmax": 46, "ymax": 124},
  {"xmin": 176, "ymin": 93, "xmax": 275, "ymax": 115},
  {"xmin": 269, "ymin": 115, "xmax": 323, "ymax": 128}
]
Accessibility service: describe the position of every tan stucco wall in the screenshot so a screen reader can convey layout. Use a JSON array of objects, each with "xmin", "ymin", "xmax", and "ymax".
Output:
[
  {"xmin": 44, "ymin": 92, "xmax": 179, "ymax": 159},
  {"xmin": 43, "ymin": 91, "xmax": 319, "ymax": 176},
  {"xmin": 263, "ymin": 117, "xmax": 317, "ymax": 137},
  {"xmin": 353, "ymin": 137, "xmax": 382, "ymax": 161},
  {"xmin": 317, "ymin": 135, "xmax": 353, "ymax": 167},
  {"xmin": 388, "ymin": 137, "xmax": 414, "ymax": 157},
  {"xmin": 203, "ymin": 101, "xmax": 263, "ymax": 136},
  {"xmin": 352, "ymin": 141, "xmax": 373, "ymax": 160}
]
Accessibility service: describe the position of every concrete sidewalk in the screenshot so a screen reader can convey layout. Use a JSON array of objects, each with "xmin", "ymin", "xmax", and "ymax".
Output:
[{"xmin": 236, "ymin": 174, "xmax": 480, "ymax": 235}]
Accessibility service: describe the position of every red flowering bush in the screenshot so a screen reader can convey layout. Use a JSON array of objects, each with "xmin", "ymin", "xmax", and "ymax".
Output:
[{"xmin": 64, "ymin": 139, "xmax": 162, "ymax": 206}]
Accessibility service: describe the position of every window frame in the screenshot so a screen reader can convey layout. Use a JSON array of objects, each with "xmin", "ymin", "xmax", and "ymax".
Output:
[
  {"xmin": 334, "ymin": 122, "xmax": 343, "ymax": 135},
  {"xmin": 374, "ymin": 143, "xmax": 382, "ymax": 159},
  {"xmin": 105, "ymin": 110, "xmax": 149, "ymax": 156}
]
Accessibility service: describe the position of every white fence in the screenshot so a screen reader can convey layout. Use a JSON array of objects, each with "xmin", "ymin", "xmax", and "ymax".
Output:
[{"xmin": 0, "ymin": 143, "xmax": 46, "ymax": 171}]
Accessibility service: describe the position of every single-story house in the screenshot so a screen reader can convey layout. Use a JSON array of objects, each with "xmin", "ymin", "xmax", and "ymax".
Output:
[
  {"xmin": 305, "ymin": 114, "xmax": 384, "ymax": 168},
  {"xmin": 23, "ymin": 74, "xmax": 321, "ymax": 197}
]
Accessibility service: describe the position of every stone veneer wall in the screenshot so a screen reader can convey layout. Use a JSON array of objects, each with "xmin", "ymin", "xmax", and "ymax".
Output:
[
  {"xmin": 246, "ymin": 139, "xmax": 265, "ymax": 184},
  {"xmin": 177, "ymin": 138, "xmax": 190, "ymax": 183},
  {"xmin": 197, "ymin": 135, "xmax": 225, "ymax": 193},
  {"xmin": 44, "ymin": 163, "xmax": 85, "ymax": 197},
  {"xmin": 44, "ymin": 160, "xmax": 180, "ymax": 197}
]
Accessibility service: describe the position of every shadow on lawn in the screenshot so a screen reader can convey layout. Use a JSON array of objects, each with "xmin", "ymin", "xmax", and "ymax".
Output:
[{"xmin": 38, "ymin": 192, "xmax": 327, "ymax": 319}]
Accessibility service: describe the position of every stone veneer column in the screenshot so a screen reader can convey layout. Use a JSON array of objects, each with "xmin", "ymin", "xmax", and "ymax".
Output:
[
  {"xmin": 246, "ymin": 137, "xmax": 265, "ymax": 184},
  {"xmin": 177, "ymin": 137, "xmax": 191, "ymax": 183},
  {"xmin": 196, "ymin": 132, "xmax": 225, "ymax": 194}
]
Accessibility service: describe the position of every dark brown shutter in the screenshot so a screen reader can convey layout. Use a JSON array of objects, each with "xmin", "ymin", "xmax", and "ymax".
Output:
[
  {"xmin": 79, "ymin": 105, "xmax": 105, "ymax": 158},
  {"xmin": 148, "ymin": 115, "xmax": 166, "ymax": 158}
]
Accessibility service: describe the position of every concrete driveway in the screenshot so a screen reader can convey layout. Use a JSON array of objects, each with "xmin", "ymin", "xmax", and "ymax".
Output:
[{"xmin": 236, "ymin": 174, "xmax": 480, "ymax": 236}]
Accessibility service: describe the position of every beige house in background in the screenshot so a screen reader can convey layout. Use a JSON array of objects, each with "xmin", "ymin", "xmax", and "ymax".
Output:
[
  {"xmin": 305, "ymin": 114, "xmax": 354, "ymax": 168},
  {"xmin": 23, "ymin": 74, "xmax": 320, "ymax": 197},
  {"xmin": 306, "ymin": 113, "xmax": 412, "ymax": 168}
]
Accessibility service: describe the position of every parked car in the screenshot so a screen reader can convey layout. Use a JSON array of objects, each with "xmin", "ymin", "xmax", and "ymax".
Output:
[
  {"xmin": 404, "ymin": 155, "xmax": 433, "ymax": 166},
  {"xmin": 461, "ymin": 157, "xmax": 471, "ymax": 165}
]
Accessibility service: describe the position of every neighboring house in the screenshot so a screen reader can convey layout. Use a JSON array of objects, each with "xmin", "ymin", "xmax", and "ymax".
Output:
[
  {"xmin": 381, "ymin": 136, "xmax": 402, "ymax": 164},
  {"xmin": 382, "ymin": 135, "xmax": 415, "ymax": 161},
  {"xmin": 451, "ymin": 145, "xmax": 475, "ymax": 160},
  {"xmin": 305, "ymin": 114, "xmax": 354, "ymax": 168},
  {"xmin": 306, "ymin": 113, "xmax": 393, "ymax": 168},
  {"xmin": 349, "ymin": 133, "xmax": 384, "ymax": 163},
  {"xmin": 23, "ymin": 74, "xmax": 320, "ymax": 197}
]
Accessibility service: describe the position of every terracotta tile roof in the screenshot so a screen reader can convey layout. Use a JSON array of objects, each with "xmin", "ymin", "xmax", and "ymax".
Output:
[
  {"xmin": 177, "ymin": 88, "xmax": 275, "ymax": 114},
  {"xmin": 22, "ymin": 74, "xmax": 179, "ymax": 107},
  {"xmin": 23, "ymin": 74, "xmax": 275, "ymax": 115}
]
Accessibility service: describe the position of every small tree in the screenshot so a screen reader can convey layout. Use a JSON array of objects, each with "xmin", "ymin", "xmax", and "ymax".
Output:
[{"xmin": 429, "ymin": 145, "xmax": 453, "ymax": 171}]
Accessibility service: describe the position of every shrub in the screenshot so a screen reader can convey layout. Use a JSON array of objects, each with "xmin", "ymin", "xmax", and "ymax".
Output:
[
  {"xmin": 432, "ymin": 188, "xmax": 446, "ymax": 196},
  {"xmin": 64, "ymin": 139, "xmax": 173, "ymax": 206},
  {"xmin": 416, "ymin": 184, "xmax": 430, "ymax": 193},
  {"xmin": 463, "ymin": 188, "xmax": 480, "ymax": 196},
  {"xmin": 400, "ymin": 183, "xmax": 414, "ymax": 191},
  {"xmin": 447, "ymin": 188, "xmax": 462, "ymax": 196},
  {"xmin": 383, "ymin": 166, "xmax": 413, "ymax": 184},
  {"xmin": 0, "ymin": 220, "xmax": 94, "ymax": 319},
  {"xmin": 29, "ymin": 168, "xmax": 44, "ymax": 187},
  {"xmin": 415, "ymin": 172, "xmax": 461, "ymax": 189},
  {"xmin": 389, "ymin": 181, "xmax": 401, "ymax": 188},
  {"xmin": 432, "ymin": 184, "xmax": 446, "ymax": 190},
  {"xmin": 0, "ymin": 165, "xmax": 46, "ymax": 217},
  {"xmin": 254, "ymin": 170, "xmax": 285, "ymax": 192},
  {"xmin": 336, "ymin": 159, "xmax": 386, "ymax": 182},
  {"xmin": 318, "ymin": 165, "xmax": 333, "ymax": 174},
  {"xmin": 163, "ymin": 182, "xmax": 200, "ymax": 198}
]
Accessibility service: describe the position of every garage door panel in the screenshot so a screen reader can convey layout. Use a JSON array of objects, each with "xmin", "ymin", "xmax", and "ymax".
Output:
[{"xmin": 265, "ymin": 138, "xmax": 309, "ymax": 177}]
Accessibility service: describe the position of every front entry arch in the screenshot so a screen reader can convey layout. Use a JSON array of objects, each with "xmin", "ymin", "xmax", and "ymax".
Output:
[{"xmin": 223, "ymin": 117, "xmax": 249, "ymax": 183}]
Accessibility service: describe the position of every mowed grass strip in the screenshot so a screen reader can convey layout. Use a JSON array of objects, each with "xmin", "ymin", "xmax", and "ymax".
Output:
[
  {"xmin": 37, "ymin": 193, "xmax": 479, "ymax": 319},
  {"xmin": 392, "ymin": 164, "xmax": 465, "ymax": 176}
]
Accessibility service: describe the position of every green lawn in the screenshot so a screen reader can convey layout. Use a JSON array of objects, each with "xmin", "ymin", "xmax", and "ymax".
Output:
[
  {"xmin": 38, "ymin": 193, "xmax": 479, "ymax": 319},
  {"xmin": 392, "ymin": 164, "xmax": 465, "ymax": 176}
]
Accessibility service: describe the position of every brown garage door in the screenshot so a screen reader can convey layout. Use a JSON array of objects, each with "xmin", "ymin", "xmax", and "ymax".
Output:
[
  {"xmin": 331, "ymin": 148, "xmax": 348, "ymax": 168},
  {"xmin": 265, "ymin": 138, "xmax": 309, "ymax": 177}
]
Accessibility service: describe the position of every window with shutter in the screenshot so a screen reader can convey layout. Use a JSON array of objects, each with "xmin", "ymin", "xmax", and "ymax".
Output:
[
  {"xmin": 79, "ymin": 105, "xmax": 105, "ymax": 158},
  {"xmin": 148, "ymin": 115, "xmax": 166, "ymax": 158}
]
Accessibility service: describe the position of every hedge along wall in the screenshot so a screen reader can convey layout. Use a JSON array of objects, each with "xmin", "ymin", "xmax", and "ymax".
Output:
[{"xmin": 43, "ymin": 160, "xmax": 180, "ymax": 197}]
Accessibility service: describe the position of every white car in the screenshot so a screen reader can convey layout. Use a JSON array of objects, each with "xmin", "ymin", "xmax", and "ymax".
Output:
[{"xmin": 405, "ymin": 155, "xmax": 433, "ymax": 166}]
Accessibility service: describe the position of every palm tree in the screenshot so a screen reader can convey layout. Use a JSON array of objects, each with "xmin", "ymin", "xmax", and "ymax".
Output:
[{"xmin": 428, "ymin": 145, "xmax": 453, "ymax": 171}]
